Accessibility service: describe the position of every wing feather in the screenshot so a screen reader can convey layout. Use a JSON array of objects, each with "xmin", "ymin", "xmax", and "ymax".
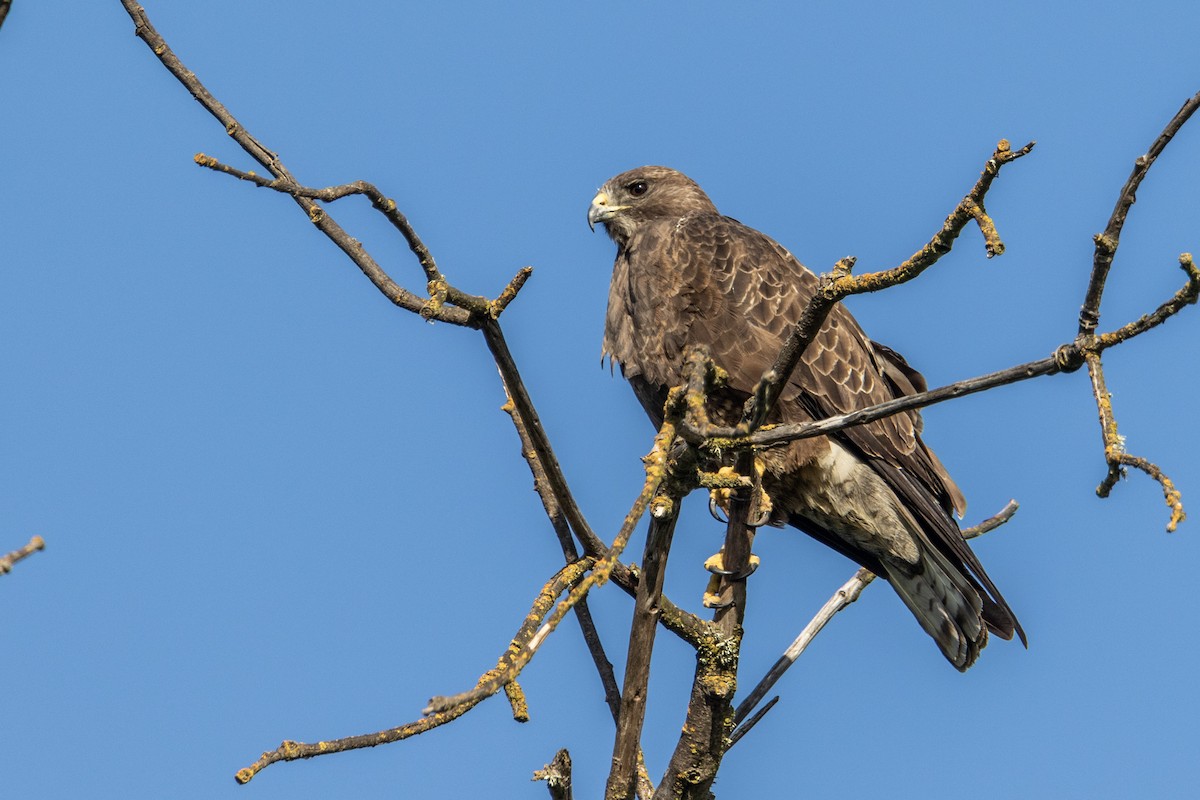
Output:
[{"xmin": 654, "ymin": 215, "xmax": 947, "ymax": 484}]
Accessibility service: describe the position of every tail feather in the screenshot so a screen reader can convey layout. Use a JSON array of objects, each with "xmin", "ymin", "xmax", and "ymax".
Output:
[{"xmin": 882, "ymin": 545, "xmax": 988, "ymax": 672}]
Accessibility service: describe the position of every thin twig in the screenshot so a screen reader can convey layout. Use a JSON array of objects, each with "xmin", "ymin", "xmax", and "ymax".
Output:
[
  {"xmin": 1074, "ymin": 90, "xmax": 1200, "ymax": 529},
  {"xmin": 746, "ymin": 140, "xmax": 1035, "ymax": 429},
  {"xmin": 0, "ymin": 535, "xmax": 45, "ymax": 576},
  {"xmin": 120, "ymin": 2, "xmax": 473, "ymax": 326},
  {"xmin": 727, "ymin": 696, "xmax": 778, "ymax": 748},
  {"xmin": 480, "ymin": 318, "xmax": 606, "ymax": 557},
  {"xmin": 492, "ymin": 267, "xmax": 533, "ymax": 317},
  {"xmin": 237, "ymin": 679, "xmax": 480, "ymax": 784},
  {"xmin": 1086, "ymin": 353, "xmax": 1186, "ymax": 531},
  {"xmin": 1079, "ymin": 90, "xmax": 1200, "ymax": 336},
  {"xmin": 1095, "ymin": 253, "xmax": 1200, "ymax": 349},
  {"xmin": 500, "ymin": 389, "xmax": 623, "ymax": 700},
  {"xmin": 738, "ymin": 354, "xmax": 1063, "ymax": 449},
  {"xmin": 729, "ymin": 501, "xmax": 1019, "ymax": 737},
  {"xmin": 237, "ymin": 558, "xmax": 592, "ymax": 784},
  {"xmin": 193, "ymin": 155, "xmax": 530, "ymax": 320}
]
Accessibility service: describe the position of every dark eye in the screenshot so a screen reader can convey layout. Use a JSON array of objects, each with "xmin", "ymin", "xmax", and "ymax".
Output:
[{"xmin": 627, "ymin": 180, "xmax": 649, "ymax": 197}]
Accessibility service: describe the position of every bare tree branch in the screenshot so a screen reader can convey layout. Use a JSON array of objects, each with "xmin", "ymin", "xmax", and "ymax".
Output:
[
  {"xmin": 120, "ymin": 2, "xmax": 484, "ymax": 327},
  {"xmin": 0, "ymin": 535, "xmax": 44, "ymax": 576},
  {"xmin": 500, "ymin": 390, "xmax": 622, "ymax": 710},
  {"xmin": 1075, "ymin": 89, "xmax": 1200, "ymax": 531},
  {"xmin": 0, "ymin": 1, "xmax": 12, "ymax": 34},
  {"xmin": 1094, "ymin": 253, "xmax": 1200, "ymax": 350},
  {"xmin": 192, "ymin": 155, "xmax": 531, "ymax": 320},
  {"xmin": 606, "ymin": 509, "xmax": 682, "ymax": 800},
  {"xmin": 480, "ymin": 318, "xmax": 607, "ymax": 557},
  {"xmin": 738, "ymin": 355, "xmax": 1062, "ymax": 449},
  {"xmin": 745, "ymin": 140, "xmax": 1035, "ymax": 429},
  {"xmin": 727, "ymin": 696, "xmax": 778, "ymax": 748},
  {"xmin": 1086, "ymin": 351, "xmax": 1186, "ymax": 531},
  {"xmin": 1079, "ymin": 91, "xmax": 1200, "ymax": 337}
]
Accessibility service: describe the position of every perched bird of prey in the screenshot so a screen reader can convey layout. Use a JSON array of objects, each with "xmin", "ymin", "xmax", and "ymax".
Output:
[{"xmin": 588, "ymin": 166, "xmax": 1024, "ymax": 670}]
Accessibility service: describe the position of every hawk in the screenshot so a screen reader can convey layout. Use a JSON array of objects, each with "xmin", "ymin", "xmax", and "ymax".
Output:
[{"xmin": 588, "ymin": 165, "xmax": 1024, "ymax": 670}]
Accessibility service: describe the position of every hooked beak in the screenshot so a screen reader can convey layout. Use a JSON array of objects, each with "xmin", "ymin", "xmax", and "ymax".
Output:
[{"xmin": 587, "ymin": 190, "xmax": 626, "ymax": 231}]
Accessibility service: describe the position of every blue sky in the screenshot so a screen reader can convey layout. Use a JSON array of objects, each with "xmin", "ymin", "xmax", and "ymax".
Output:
[{"xmin": 2, "ymin": 2, "xmax": 1198, "ymax": 798}]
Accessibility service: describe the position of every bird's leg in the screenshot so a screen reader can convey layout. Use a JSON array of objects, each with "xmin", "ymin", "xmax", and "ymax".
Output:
[
  {"xmin": 701, "ymin": 459, "xmax": 770, "ymax": 607},
  {"xmin": 747, "ymin": 456, "xmax": 773, "ymax": 527}
]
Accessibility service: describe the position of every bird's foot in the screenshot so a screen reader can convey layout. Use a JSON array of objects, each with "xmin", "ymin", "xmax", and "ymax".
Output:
[
  {"xmin": 707, "ymin": 463, "xmax": 773, "ymax": 527},
  {"xmin": 707, "ymin": 466, "xmax": 740, "ymax": 523},
  {"xmin": 704, "ymin": 549, "xmax": 761, "ymax": 578},
  {"xmin": 701, "ymin": 548, "xmax": 761, "ymax": 608}
]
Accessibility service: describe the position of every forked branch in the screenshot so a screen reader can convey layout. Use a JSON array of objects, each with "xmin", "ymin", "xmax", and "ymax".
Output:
[
  {"xmin": 120, "ymin": 1, "xmax": 486, "ymax": 327},
  {"xmin": 192, "ymin": 154, "xmax": 531, "ymax": 321},
  {"xmin": 1076, "ymin": 90, "xmax": 1200, "ymax": 530}
]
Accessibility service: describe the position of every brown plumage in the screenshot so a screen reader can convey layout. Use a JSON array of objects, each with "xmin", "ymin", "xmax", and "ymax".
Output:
[{"xmin": 588, "ymin": 165, "xmax": 1024, "ymax": 670}]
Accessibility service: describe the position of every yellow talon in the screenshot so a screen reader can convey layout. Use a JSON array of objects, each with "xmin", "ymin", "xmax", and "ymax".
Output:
[
  {"xmin": 708, "ymin": 460, "xmax": 774, "ymax": 526},
  {"xmin": 702, "ymin": 550, "xmax": 761, "ymax": 607},
  {"xmin": 707, "ymin": 465, "xmax": 740, "ymax": 520}
]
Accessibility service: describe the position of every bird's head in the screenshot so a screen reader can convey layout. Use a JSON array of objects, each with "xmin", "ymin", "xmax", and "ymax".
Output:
[{"xmin": 588, "ymin": 166, "xmax": 718, "ymax": 244}]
